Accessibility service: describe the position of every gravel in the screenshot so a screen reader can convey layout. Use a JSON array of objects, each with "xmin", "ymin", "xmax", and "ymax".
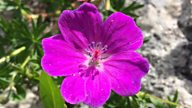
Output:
[{"xmin": 129, "ymin": 0, "xmax": 192, "ymax": 107}]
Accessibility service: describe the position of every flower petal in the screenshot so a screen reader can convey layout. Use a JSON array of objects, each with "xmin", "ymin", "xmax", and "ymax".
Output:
[
  {"xmin": 104, "ymin": 52, "xmax": 149, "ymax": 96},
  {"xmin": 84, "ymin": 73, "xmax": 111, "ymax": 107},
  {"xmin": 41, "ymin": 35, "xmax": 86, "ymax": 76},
  {"xmin": 58, "ymin": 3, "xmax": 102, "ymax": 50},
  {"xmin": 102, "ymin": 12, "xmax": 143, "ymax": 54},
  {"xmin": 50, "ymin": 34, "xmax": 64, "ymax": 40},
  {"xmin": 61, "ymin": 75, "xmax": 86, "ymax": 104}
]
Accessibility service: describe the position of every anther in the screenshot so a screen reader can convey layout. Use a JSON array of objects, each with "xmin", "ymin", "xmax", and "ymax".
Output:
[
  {"xmin": 96, "ymin": 42, "xmax": 102, "ymax": 48},
  {"xmin": 101, "ymin": 45, "xmax": 108, "ymax": 53}
]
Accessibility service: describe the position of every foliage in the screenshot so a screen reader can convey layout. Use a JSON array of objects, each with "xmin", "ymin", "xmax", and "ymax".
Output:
[
  {"xmin": 0, "ymin": 0, "xmax": 179, "ymax": 108},
  {"xmin": 39, "ymin": 72, "xmax": 66, "ymax": 108},
  {"xmin": 104, "ymin": 91, "xmax": 179, "ymax": 108}
]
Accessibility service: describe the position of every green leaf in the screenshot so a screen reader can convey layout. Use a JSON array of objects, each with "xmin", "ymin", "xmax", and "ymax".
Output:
[
  {"xmin": 130, "ymin": 96, "xmax": 140, "ymax": 108},
  {"xmin": 167, "ymin": 91, "xmax": 179, "ymax": 108},
  {"xmin": 39, "ymin": 72, "xmax": 66, "ymax": 108},
  {"xmin": 121, "ymin": 1, "xmax": 144, "ymax": 12},
  {"xmin": 144, "ymin": 37, "xmax": 150, "ymax": 43},
  {"xmin": 149, "ymin": 96, "xmax": 164, "ymax": 108},
  {"xmin": 173, "ymin": 90, "xmax": 178, "ymax": 102},
  {"xmin": 120, "ymin": 1, "xmax": 144, "ymax": 18},
  {"xmin": 13, "ymin": 85, "xmax": 26, "ymax": 100},
  {"xmin": 110, "ymin": 0, "xmax": 125, "ymax": 11}
]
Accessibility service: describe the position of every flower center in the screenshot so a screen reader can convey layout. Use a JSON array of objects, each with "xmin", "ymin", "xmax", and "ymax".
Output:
[
  {"xmin": 73, "ymin": 42, "xmax": 108, "ymax": 79},
  {"xmin": 85, "ymin": 42, "xmax": 108, "ymax": 67}
]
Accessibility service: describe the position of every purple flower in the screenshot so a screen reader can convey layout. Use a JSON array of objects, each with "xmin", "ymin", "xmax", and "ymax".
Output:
[{"xmin": 41, "ymin": 3, "xmax": 149, "ymax": 108}]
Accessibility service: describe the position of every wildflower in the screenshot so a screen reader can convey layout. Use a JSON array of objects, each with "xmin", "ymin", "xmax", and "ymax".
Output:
[{"xmin": 41, "ymin": 3, "xmax": 149, "ymax": 108}]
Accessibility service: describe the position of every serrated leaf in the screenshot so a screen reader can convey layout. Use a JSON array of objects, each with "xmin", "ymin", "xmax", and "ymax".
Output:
[{"xmin": 39, "ymin": 72, "xmax": 66, "ymax": 108}]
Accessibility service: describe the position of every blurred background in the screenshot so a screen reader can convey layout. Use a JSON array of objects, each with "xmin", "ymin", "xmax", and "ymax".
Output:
[{"xmin": 0, "ymin": 0, "xmax": 192, "ymax": 108}]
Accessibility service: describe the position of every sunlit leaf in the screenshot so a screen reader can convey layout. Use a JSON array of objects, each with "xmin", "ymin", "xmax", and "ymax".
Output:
[{"xmin": 39, "ymin": 72, "xmax": 66, "ymax": 108}]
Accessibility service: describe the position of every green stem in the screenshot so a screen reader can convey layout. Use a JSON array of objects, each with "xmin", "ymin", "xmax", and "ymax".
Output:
[
  {"xmin": 138, "ymin": 92, "xmax": 180, "ymax": 107},
  {"xmin": 21, "ymin": 55, "xmax": 30, "ymax": 69},
  {"xmin": 5, "ymin": 72, "xmax": 17, "ymax": 102},
  {"xmin": 0, "ymin": 46, "xmax": 26, "ymax": 64}
]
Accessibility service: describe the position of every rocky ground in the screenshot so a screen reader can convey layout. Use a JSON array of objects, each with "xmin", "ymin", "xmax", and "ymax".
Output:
[
  {"xmin": 131, "ymin": 0, "xmax": 192, "ymax": 107},
  {"xmin": 1, "ymin": 0, "xmax": 192, "ymax": 108}
]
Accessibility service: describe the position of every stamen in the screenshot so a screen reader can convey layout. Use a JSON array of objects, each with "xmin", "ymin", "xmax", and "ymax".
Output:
[
  {"xmin": 96, "ymin": 42, "xmax": 102, "ymax": 48},
  {"xmin": 101, "ymin": 45, "xmax": 108, "ymax": 53},
  {"xmin": 91, "ymin": 70, "xmax": 99, "ymax": 80},
  {"xmin": 84, "ymin": 41, "xmax": 108, "ymax": 67},
  {"xmin": 79, "ymin": 42, "xmax": 109, "ymax": 79},
  {"xmin": 90, "ymin": 42, "xmax": 96, "ymax": 48}
]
